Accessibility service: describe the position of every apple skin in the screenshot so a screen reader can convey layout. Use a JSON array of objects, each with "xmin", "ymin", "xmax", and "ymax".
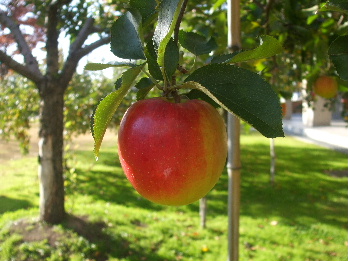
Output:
[
  {"xmin": 118, "ymin": 97, "xmax": 227, "ymax": 206},
  {"xmin": 313, "ymin": 76, "xmax": 338, "ymax": 99}
]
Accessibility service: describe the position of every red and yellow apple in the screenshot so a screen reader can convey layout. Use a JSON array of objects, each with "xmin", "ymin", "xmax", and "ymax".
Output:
[
  {"xmin": 313, "ymin": 75, "xmax": 338, "ymax": 99},
  {"xmin": 118, "ymin": 97, "xmax": 227, "ymax": 206}
]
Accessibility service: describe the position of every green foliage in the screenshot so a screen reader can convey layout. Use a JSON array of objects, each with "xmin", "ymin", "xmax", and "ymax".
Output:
[
  {"xmin": 235, "ymin": 0, "xmax": 348, "ymax": 101},
  {"xmin": 322, "ymin": 0, "xmax": 348, "ymax": 12},
  {"xmin": 179, "ymin": 30, "xmax": 218, "ymax": 55},
  {"xmin": 65, "ymin": 71, "xmax": 131, "ymax": 140},
  {"xmin": 0, "ymin": 77, "xmax": 39, "ymax": 154},
  {"xmin": 328, "ymin": 35, "xmax": 348, "ymax": 81},
  {"xmin": 86, "ymin": 0, "xmax": 285, "ymax": 156},
  {"xmin": 110, "ymin": 10, "xmax": 146, "ymax": 60},
  {"xmin": 92, "ymin": 65, "xmax": 144, "ymax": 158},
  {"xmin": 163, "ymin": 38, "xmax": 179, "ymax": 80},
  {"xmin": 84, "ymin": 62, "xmax": 136, "ymax": 71},
  {"xmin": 129, "ymin": 0, "xmax": 157, "ymax": 26},
  {"xmin": 135, "ymin": 77, "xmax": 155, "ymax": 101},
  {"xmin": 153, "ymin": 0, "xmax": 185, "ymax": 68},
  {"xmin": 228, "ymin": 35, "xmax": 283, "ymax": 63},
  {"xmin": 0, "ymin": 70, "xmax": 127, "ymax": 156},
  {"xmin": 145, "ymin": 39, "xmax": 164, "ymax": 80},
  {"xmin": 28, "ymin": 0, "xmax": 130, "ymax": 37},
  {"xmin": 183, "ymin": 64, "xmax": 283, "ymax": 138}
]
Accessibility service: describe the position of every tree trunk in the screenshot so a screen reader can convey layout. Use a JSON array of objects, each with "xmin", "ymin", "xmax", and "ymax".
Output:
[{"xmin": 38, "ymin": 81, "xmax": 65, "ymax": 224}]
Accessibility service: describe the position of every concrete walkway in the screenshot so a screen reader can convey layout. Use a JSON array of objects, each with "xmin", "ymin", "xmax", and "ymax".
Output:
[{"xmin": 283, "ymin": 114, "xmax": 348, "ymax": 155}]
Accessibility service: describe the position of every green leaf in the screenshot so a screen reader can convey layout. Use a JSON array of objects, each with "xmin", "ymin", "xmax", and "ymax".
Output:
[
  {"xmin": 229, "ymin": 35, "xmax": 283, "ymax": 63},
  {"xmin": 178, "ymin": 30, "xmax": 218, "ymax": 55},
  {"xmin": 153, "ymin": 0, "xmax": 184, "ymax": 68},
  {"xmin": 185, "ymin": 89, "xmax": 220, "ymax": 108},
  {"xmin": 110, "ymin": 10, "xmax": 145, "ymax": 60},
  {"xmin": 184, "ymin": 64, "xmax": 284, "ymax": 138},
  {"xmin": 114, "ymin": 77, "xmax": 122, "ymax": 90},
  {"xmin": 164, "ymin": 38, "xmax": 179, "ymax": 80},
  {"xmin": 330, "ymin": 0, "xmax": 348, "ymax": 10},
  {"xmin": 135, "ymin": 77, "xmax": 155, "ymax": 100},
  {"xmin": 210, "ymin": 51, "xmax": 242, "ymax": 64},
  {"xmin": 84, "ymin": 62, "xmax": 135, "ymax": 71},
  {"xmin": 93, "ymin": 65, "xmax": 144, "ymax": 158},
  {"xmin": 319, "ymin": 0, "xmax": 348, "ymax": 14},
  {"xmin": 145, "ymin": 40, "xmax": 163, "ymax": 80},
  {"xmin": 212, "ymin": 0, "xmax": 226, "ymax": 11},
  {"xmin": 129, "ymin": 0, "xmax": 157, "ymax": 25},
  {"xmin": 307, "ymin": 14, "xmax": 319, "ymax": 25},
  {"xmin": 338, "ymin": 79, "xmax": 348, "ymax": 92},
  {"xmin": 329, "ymin": 35, "xmax": 348, "ymax": 81}
]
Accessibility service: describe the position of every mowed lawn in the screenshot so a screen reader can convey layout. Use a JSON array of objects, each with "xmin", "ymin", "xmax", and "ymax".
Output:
[{"xmin": 0, "ymin": 132, "xmax": 347, "ymax": 261}]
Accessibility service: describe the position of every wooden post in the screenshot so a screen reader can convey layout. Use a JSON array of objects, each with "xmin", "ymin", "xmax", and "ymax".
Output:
[{"xmin": 227, "ymin": 0, "xmax": 242, "ymax": 260}]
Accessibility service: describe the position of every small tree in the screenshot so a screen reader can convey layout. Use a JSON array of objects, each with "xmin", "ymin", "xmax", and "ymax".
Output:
[{"xmin": 0, "ymin": 0, "xmax": 124, "ymax": 224}]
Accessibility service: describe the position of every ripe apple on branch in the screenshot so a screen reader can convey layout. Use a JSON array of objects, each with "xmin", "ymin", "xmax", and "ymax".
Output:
[{"xmin": 85, "ymin": 0, "xmax": 284, "ymax": 205}]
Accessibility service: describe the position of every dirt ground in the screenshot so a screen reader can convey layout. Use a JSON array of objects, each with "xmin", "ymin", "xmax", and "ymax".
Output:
[{"xmin": 0, "ymin": 124, "xmax": 117, "ymax": 164}]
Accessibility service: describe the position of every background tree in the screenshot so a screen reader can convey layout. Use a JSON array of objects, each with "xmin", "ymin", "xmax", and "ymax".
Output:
[
  {"xmin": 0, "ymin": 75, "xmax": 39, "ymax": 154},
  {"xmin": 0, "ymin": 0, "xmax": 127, "ymax": 224}
]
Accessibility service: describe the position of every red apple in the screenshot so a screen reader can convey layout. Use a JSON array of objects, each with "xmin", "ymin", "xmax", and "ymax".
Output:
[
  {"xmin": 118, "ymin": 97, "xmax": 227, "ymax": 206},
  {"xmin": 313, "ymin": 75, "xmax": 338, "ymax": 99}
]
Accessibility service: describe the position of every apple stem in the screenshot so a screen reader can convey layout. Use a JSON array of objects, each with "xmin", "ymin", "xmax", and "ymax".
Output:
[
  {"xmin": 162, "ymin": 87, "xmax": 181, "ymax": 103},
  {"xmin": 172, "ymin": 90, "xmax": 181, "ymax": 103}
]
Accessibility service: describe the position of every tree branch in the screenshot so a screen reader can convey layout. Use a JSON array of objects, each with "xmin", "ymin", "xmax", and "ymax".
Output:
[
  {"xmin": 265, "ymin": 0, "xmax": 275, "ymax": 34},
  {"xmin": 69, "ymin": 18, "xmax": 95, "ymax": 54},
  {"xmin": 0, "ymin": 50, "xmax": 43, "ymax": 83},
  {"xmin": 0, "ymin": 11, "xmax": 42, "ymax": 77},
  {"xmin": 45, "ymin": 1, "xmax": 61, "ymax": 77},
  {"xmin": 59, "ymin": 35, "xmax": 111, "ymax": 88},
  {"xmin": 173, "ymin": 0, "xmax": 189, "ymax": 45},
  {"xmin": 76, "ymin": 35, "xmax": 111, "ymax": 58}
]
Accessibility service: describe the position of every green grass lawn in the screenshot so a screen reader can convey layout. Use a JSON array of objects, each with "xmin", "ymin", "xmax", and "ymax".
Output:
[{"xmin": 0, "ymin": 132, "xmax": 347, "ymax": 261}]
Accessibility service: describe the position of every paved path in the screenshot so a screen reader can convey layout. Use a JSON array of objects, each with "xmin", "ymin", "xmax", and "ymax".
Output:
[{"xmin": 283, "ymin": 114, "xmax": 348, "ymax": 155}]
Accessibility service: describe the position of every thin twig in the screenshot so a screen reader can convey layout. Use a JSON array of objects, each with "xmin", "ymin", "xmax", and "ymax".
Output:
[{"xmin": 173, "ymin": 0, "xmax": 189, "ymax": 45}]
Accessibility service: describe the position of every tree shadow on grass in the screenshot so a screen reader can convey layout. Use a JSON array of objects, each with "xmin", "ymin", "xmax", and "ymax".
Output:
[
  {"xmin": 0, "ymin": 195, "xmax": 32, "ymax": 214},
  {"xmin": 191, "ymin": 141, "xmax": 348, "ymax": 230},
  {"xmin": 238, "ymin": 142, "xmax": 348, "ymax": 229},
  {"xmin": 62, "ymin": 214, "xmax": 167, "ymax": 261},
  {"xmin": 8, "ymin": 214, "xmax": 166, "ymax": 261},
  {"xmin": 73, "ymin": 141, "xmax": 348, "ymax": 230}
]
